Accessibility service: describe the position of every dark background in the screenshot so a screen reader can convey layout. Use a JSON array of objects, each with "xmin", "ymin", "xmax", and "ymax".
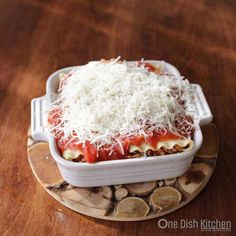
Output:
[{"xmin": 0, "ymin": 0, "xmax": 235, "ymax": 235}]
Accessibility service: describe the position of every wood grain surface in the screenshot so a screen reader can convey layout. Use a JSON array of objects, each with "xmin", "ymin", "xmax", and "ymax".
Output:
[{"xmin": 0, "ymin": 0, "xmax": 235, "ymax": 235}]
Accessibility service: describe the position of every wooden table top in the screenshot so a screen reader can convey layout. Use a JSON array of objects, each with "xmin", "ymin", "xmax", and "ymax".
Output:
[{"xmin": 0, "ymin": 0, "xmax": 235, "ymax": 235}]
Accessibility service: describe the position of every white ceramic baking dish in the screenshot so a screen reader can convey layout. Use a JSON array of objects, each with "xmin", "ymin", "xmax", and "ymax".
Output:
[{"xmin": 31, "ymin": 60, "xmax": 213, "ymax": 187}]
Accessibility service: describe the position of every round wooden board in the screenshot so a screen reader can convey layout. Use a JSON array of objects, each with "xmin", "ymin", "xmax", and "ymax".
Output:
[{"xmin": 27, "ymin": 124, "xmax": 218, "ymax": 221}]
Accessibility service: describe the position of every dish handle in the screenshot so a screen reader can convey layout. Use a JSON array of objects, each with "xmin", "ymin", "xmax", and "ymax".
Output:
[
  {"xmin": 31, "ymin": 95, "xmax": 49, "ymax": 141},
  {"xmin": 192, "ymin": 84, "xmax": 213, "ymax": 126}
]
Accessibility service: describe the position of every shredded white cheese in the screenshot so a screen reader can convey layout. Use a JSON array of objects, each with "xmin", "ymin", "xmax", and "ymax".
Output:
[{"xmin": 49, "ymin": 59, "xmax": 196, "ymax": 147}]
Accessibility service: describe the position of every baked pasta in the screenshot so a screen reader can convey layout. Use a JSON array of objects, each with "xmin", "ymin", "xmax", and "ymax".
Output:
[{"xmin": 48, "ymin": 58, "xmax": 196, "ymax": 163}]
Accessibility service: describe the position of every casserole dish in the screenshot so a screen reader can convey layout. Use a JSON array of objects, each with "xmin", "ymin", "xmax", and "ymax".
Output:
[{"xmin": 31, "ymin": 60, "xmax": 213, "ymax": 187}]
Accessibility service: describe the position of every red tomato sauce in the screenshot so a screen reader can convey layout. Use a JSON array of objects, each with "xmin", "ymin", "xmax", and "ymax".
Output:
[
  {"xmin": 48, "ymin": 108, "xmax": 62, "ymax": 126},
  {"xmin": 146, "ymin": 131, "xmax": 180, "ymax": 147},
  {"xmin": 138, "ymin": 61, "xmax": 161, "ymax": 73},
  {"xmin": 54, "ymin": 130, "xmax": 180, "ymax": 163}
]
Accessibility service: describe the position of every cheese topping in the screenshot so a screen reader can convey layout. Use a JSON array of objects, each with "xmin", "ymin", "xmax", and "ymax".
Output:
[{"xmin": 48, "ymin": 59, "xmax": 196, "ymax": 148}]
